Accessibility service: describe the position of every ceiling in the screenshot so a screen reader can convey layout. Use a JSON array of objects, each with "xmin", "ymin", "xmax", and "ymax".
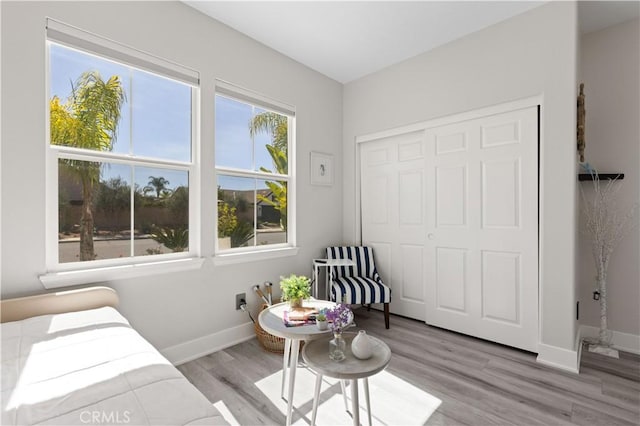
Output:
[
  {"xmin": 184, "ymin": 1, "xmax": 640, "ymax": 84},
  {"xmin": 578, "ymin": 1, "xmax": 640, "ymax": 34}
]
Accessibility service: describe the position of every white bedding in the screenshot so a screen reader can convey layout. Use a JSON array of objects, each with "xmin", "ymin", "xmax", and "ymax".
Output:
[{"xmin": 1, "ymin": 307, "xmax": 227, "ymax": 425}]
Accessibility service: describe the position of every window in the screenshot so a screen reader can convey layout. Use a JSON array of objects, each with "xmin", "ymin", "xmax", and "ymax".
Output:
[
  {"xmin": 46, "ymin": 20, "xmax": 198, "ymax": 271},
  {"xmin": 215, "ymin": 84, "xmax": 295, "ymax": 253}
]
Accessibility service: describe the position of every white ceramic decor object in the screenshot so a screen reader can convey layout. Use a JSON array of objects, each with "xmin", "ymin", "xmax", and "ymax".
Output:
[{"xmin": 351, "ymin": 330, "xmax": 373, "ymax": 360}]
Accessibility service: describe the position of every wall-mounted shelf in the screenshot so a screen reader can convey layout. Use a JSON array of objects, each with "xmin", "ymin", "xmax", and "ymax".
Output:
[{"xmin": 578, "ymin": 173, "xmax": 624, "ymax": 181}]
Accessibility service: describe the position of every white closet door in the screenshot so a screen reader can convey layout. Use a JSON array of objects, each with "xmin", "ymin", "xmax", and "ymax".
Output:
[
  {"xmin": 360, "ymin": 131, "xmax": 427, "ymax": 320},
  {"xmin": 425, "ymin": 106, "xmax": 538, "ymax": 352}
]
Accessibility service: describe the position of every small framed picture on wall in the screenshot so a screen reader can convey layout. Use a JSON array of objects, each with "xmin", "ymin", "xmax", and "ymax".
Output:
[{"xmin": 310, "ymin": 152, "xmax": 333, "ymax": 186}]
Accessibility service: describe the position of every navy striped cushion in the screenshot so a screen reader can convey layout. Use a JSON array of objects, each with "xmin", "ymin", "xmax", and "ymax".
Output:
[{"xmin": 331, "ymin": 276, "xmax": 391, "ymax": 304}]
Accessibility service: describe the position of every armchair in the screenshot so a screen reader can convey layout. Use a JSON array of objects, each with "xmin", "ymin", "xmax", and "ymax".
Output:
[{"xmin": 326, "ymin": 246, "xmax": 391, "ymax": 329}]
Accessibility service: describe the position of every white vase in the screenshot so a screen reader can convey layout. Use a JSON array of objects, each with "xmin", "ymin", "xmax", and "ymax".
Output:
[{"xmin": 351, "ymin": 330, "xmax": 373, "ymax": 360}]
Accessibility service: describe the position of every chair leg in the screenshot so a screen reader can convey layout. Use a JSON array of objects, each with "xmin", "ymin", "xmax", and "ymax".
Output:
[
  {"xmin": 384, "ymin": 303, "xmax": 390, "ymax": 329},
  {"xmin": 367, "ymin": 304, "xmax": 371, "ymax": 312}
]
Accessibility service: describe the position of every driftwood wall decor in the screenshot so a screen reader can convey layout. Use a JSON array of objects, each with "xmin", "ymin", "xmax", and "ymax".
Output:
[{"xmin": 577, "ymin": 83, "xmax": 586, "ymax": 162}]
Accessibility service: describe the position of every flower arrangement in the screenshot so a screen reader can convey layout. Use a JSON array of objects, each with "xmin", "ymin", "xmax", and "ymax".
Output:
[{"xmin": 325, "ymin": 303, "xmax": 352, "ymax": 334}]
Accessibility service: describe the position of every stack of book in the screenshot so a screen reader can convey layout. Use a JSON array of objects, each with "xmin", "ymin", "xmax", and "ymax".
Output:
[{"xmin": 283, "ymin": 307, "xmax": 318, "ymax": 327}]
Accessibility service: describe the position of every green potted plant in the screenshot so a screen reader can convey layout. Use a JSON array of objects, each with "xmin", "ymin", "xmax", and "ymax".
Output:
[
  {"xmin": 280, "ymin": 274, "xmax": 311, "ymax": 309},
  {"xmin": 316, "ymin": 308, "xmax": 328, "ymax": 330}
]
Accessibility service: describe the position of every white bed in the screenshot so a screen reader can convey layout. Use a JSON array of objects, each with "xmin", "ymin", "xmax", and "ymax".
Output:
[{"xmin": 1, "ymin": 288, "xmax": 227, "ymax": 425}]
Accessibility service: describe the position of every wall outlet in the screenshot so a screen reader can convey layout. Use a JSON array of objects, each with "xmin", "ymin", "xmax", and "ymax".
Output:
[{"xmin": 235, "ymin": 293, "xmax": 246, "ymax": 310}]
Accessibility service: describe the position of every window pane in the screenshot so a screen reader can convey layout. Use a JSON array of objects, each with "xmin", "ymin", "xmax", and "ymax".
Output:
[
  {"xmin": 216, "ymin": 175, "xmax": 288, "ymax": 250},
  {"xmin": 131, "ymin": 71, "xmax": 191, "ymax": 162},
  {"xmin": 134, "ymin": 168, "xmax": 189, "ymax": 255},
  {"xmin": 58, "ymin": 160, "xmax": 132, "ymax": 262},
  {"xmin": 217, "ymin": 175, "xmax": 256, "ymax": 249},
  {"xmin": 256, "ymin": 178, "xmax": 287, "ymax": 245},
  {"xmin": 215, "ymin": 96, "xmax": 289, "ymax": 174},
  {"xmin": 58, "ymin": 161, "xmax": 190, "ymax": 262},
  {"xmin": 50, "ymin": 43, "xmax": 191, "ymax": 162},
  {"xmin": 215, "ymin": 96, "xmax": 253, "ymax": 170}
]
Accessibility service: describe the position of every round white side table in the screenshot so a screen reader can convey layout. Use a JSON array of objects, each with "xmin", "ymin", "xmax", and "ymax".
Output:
[
  {"xmin": 258, "ymin": 300, "xmax": 336, "ymax": 426},
  {"xmin": 302, "ymin": 333, "xmax": 391, "ymax": 426}
]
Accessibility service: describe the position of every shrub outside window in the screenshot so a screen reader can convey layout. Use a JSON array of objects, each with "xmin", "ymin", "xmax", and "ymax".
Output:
[{"xmin": 215, "ymin": 89, "xmax": 294, "ymax": 253}]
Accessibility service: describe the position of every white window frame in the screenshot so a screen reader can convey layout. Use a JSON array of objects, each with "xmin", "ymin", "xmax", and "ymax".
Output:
[
  {"xmin": 213, "ymin": 81, "xmax": 297, "ymax": 264},
  {"xmin": 41, "ymin": 20, "xmax": 202, "ymax": 287}
]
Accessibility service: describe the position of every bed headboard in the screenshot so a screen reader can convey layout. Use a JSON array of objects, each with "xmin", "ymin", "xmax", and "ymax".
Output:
[{"xmin": 0, "ymin": 286, "xmax": 119, "ymax": 323}]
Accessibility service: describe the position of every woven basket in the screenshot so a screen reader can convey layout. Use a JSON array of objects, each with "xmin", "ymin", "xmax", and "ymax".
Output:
[
  {"xmin": 254, "ymin": 304, "xmax": 305, "ymax": 354},
  {"xmin": 255, "ymin": 304, "xmax": 286, "ymax": 354},
  {"xmin": 254, "ymin": 320, "xmax": 286, "ymax": 354}
]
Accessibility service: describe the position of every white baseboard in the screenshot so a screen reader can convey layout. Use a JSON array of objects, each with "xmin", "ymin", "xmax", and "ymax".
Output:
[
  {"xmin": 536, "ymin": 343, "xmax": 579, "ymax": 373},
  {"xmin": 578, "ymin": 325, "xmax": 640, "ymax": 355},
  {"xmin": 160, "ymin": 322, "xmax": 256, "ymax": 366}
]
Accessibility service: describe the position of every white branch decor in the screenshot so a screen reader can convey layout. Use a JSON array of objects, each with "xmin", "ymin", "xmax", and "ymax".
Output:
[{"xmin": 580, "ymin": 173, "xmax": 638, "ymax": 357}]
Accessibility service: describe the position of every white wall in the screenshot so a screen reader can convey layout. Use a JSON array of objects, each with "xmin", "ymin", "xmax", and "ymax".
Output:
[
  {"xmin": 578, "ymin": 19, "xmax": 640, "ymax": 341},
  {"xmin": 343, "ymin": 2, "xmax": 579, "ymax": 366},
  {"xmin": 1, "ymin": 1, "xmax": 343, "ymax": 361}
]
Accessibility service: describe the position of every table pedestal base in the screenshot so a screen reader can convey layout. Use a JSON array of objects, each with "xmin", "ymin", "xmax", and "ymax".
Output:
[{"xmin": 310, "ymin": 373, "xmax": 372, "ymax": 426}]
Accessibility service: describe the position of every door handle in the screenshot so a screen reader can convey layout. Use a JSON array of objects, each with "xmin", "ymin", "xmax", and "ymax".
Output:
[{"xmin": 427, "ymin": 233, "xmax": 435, "ymax": 240}]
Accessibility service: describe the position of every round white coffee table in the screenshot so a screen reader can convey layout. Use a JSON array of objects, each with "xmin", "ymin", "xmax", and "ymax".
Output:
[
  {"xmin": 302, "ymin": 333, "xmax": 391, "ymax": 426},
  {"xmin": 258, "ymin": 300, "xmax": 337, "ymax": 426}
]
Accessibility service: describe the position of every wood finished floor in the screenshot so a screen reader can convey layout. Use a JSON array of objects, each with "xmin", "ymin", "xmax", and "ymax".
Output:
[{"xmin": 178, "ymin": 309, "xmax": 640, "ymax": 426}]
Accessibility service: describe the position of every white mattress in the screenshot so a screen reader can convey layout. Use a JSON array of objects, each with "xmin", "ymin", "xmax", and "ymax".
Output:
[{"xmin": 1, "ymin": 307, "xmax": 227, "ymax": 425}]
